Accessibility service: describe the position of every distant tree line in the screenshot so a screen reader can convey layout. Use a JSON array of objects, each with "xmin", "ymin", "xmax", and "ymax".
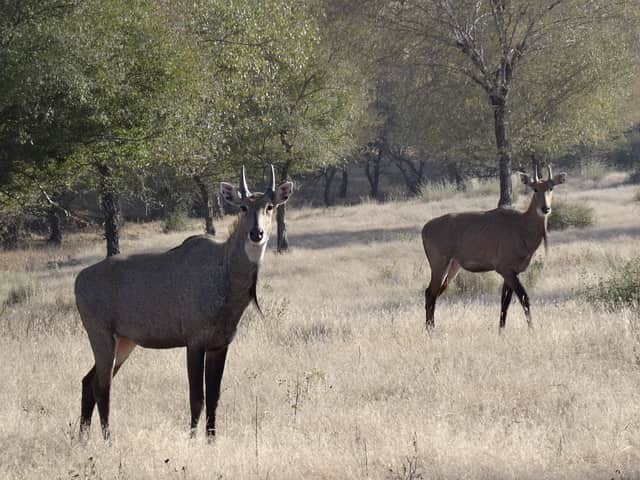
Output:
[{"xmin": 1, "ymin": 0, "xmax": 639, "ymax": 254}]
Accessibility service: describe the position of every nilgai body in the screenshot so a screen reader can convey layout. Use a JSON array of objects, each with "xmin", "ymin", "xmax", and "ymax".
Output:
[
  {"xmin": 422, "ymin": 165, "xmax": 567, "ymax": 330},
  {"xmin": 75, "ymin": 166, "xmax": 292, "ymax": 439}
]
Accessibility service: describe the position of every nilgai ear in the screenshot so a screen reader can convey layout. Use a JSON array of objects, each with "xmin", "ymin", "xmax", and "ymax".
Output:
[
  {"xmin": 520, "ymin": 173, "xmax": 534, "ymax": 187},
  {"xmin": 220, "ymin": 182, "xmax": 242, "ymax": 206},
  {"xmin": 552, "ymin": 173, "xmax": 567, "ymax": 185},
  {"xmin": 274, "ymin": 181, "xmax": 294, "ymax": 206}
]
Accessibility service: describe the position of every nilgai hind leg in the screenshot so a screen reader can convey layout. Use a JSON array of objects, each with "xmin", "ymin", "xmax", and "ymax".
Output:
[
  {"xmin": 80, "ymin": 335, "xmax": 136, "ymax": 440},
  {"xmin": 424, "ymin": 259, "xmax": 459, "ymax": 328},
  {"xmin": 498, "ymin": 270, "xmax": 531, "ymax": 329}
]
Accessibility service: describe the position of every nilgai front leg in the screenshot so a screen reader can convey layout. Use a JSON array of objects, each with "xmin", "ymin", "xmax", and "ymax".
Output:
[
  {"xmin": 187, "ymin": 345, "xmax": 205, "ymax": 436},
  {"xmin": 499, "ymin": 270, "xmax": 532, "ymax": 328},
  {"xmin": 499, "ymin": 282, "xmax": 514, "ymax": 329},
  {"xmin": 205, "ymin": 347, "xmax": 228, "ymax": 438}
]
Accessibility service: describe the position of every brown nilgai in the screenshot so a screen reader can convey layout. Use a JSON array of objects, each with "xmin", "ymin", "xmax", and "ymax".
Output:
[
  {"xmin": 421, "ymin": 165, "xmax": 566, "ymax": 330},
  {"xmin": 75, "ymin": 165, "xmax": 293, "ymax": 440}
]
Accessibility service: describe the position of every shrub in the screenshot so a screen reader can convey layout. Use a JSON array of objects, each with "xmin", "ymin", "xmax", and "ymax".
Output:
[
  {"xmin": 161, "ymin": 211, "xmax": 189, "ymax": 233},
  {"xmin": 5, "ymin": 283, "xmax": 34, "ymax": 306},
  {"xmin": 548, "ymin": 200, "xmax": 595, "ymax": 230},
  {"xmin": 0, "ymin": 213, "xmax": 24, "ymax": 250},
  {"xmin": 586, "ymin": 258, "xmax": 640, "ymax": 309},
  {"xmin": 451, "ymin": 270, "xmax": 501, "ymax": 295},
  {"xmin": 628, "ymin": 171, "xmax": 640, "ymax": 185}
]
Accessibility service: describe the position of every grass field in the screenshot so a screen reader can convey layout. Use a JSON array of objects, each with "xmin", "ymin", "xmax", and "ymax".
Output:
[{"xmin": 1, "ymin": 175, "xmax": 639, "ymax": 479}]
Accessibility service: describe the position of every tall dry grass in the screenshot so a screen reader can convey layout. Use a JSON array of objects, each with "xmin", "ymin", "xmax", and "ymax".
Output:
[{"xmin": 1, "ymin": 181, "xmax": 639, "ymax": 479}]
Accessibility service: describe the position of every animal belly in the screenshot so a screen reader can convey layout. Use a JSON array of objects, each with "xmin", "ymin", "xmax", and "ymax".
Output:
[
  {"xmin": 457, "ymin": 259, "xmax": 494, "ymax": 273},
  {"xmin": 116, "ymin": 320, "xmax": 187, "ymax": 349},
  {"xmin": 134, "ymin": 337, "xmax": 186, "ymax": 349}
]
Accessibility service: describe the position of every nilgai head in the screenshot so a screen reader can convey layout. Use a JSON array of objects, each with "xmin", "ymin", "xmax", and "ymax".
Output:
[
  {"xmin": 520, "ymin": 165, "xmax": 567, "ymax": 217},
  {"xmin": 220, "ymin": 165, "xmax": 293, "ymax": 263}
]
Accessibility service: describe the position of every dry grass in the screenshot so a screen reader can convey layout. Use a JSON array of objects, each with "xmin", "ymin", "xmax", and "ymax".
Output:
[{"xmin": 1, "ymin": 181, "xmax": 640, "ymax": 479}]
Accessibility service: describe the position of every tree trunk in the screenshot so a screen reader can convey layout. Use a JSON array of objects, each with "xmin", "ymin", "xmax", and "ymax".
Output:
[
  {"xmin": 392, "ymin": 156, "xmax": 424, "ymax": 196},
  {"xmin": 98, "ymin": 163, "xmax": 120, "ymax": 257},
  {"xmin": 278, "ymin": 129, "xmax": 294, "ymax": 253},
  {"xmin": 47, "ymin": 207, "xmax": 62, "ymax": 246},
  {"xmin": 447, "ymin": 162, "xmax": 465, "ymax": 191},
  {"xmin": 492, "ymin": 95, "xmax": 512, "ymax": 208},
  {"xmin": 339, "ymin": 166, "xmax": 348, "ymax": 198},
  {"xmin": 323, "ymin": 167, "xmax": 336, "ymax": 206},
  {"xmin": 212, "ymin": 192, "xmax": 223, "ymax": 219},
  {"xmin": 276, "ymin": 202, "xmax": 288, "ymax": 253},
  {"xmin": 101, "ymin": 189, "xmax": 120, "ymax": 257},
  {"xmin": 0, "ymin": 216, "xmax": 20, "ymax": 250},
  {"xmin": 276, "ymin": 162, "xmax": 291, "ymax": 253},
  {"xmin": 194, "ymin": 176, "xmax": 216, "ymax": 236},
  {"xmin": 365, "ymin": 149, "xmax": 382, "ymax": 200}
]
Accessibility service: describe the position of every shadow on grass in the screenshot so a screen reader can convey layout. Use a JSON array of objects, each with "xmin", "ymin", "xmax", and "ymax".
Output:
[{"xmin": 287, "ymin": 226, "xmax": 420, "ymax": 250}]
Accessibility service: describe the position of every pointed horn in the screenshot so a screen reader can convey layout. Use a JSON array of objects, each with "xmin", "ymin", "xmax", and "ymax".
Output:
[
  {"xmin": 239, "ymin": 165, "xmax": 250, "ymax": 199},
  {"xmin": 265, "ymin": 164, "xmax": 275, "ymax": 198},
  {"xmin": 534, "ymin": 165, "xmax": 540, "ymax": 182},
  {"xmin": 547, "ymin": 164, "xmax": 553, "ymax": 181}
]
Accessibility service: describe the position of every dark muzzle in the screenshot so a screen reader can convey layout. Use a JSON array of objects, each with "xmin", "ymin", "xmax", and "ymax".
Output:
[
  {"xmin": 249, "ymin": 228, "xmax": 264, "ymax": 243},
  {"xmin": 541, "ymin": 206, "xmax": 550, "ymax": 215}
]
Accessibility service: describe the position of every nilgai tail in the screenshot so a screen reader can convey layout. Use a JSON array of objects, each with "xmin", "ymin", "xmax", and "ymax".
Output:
[
  {"xmin": 76, "ymin": 165, "xmax": 293, "ymax": 440},
  {"xmin": 422, "ymin": 165, "xmax": 567, "ymax": 330}
]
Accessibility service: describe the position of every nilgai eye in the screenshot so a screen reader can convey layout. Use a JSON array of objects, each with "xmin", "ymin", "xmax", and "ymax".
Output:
[
  {"xmin": 549, "ymin": 187, "xmax": 553, "ymax": 191},
  {"xmin": 240, "ymin": 205, "xmax": 248, "ymax": 212},
  {"xmin": 534, "ymin": 188, "xmax": 538, "ymax": 193},
  {"xmin": 266, "ymin": 204, "xmax": 274, "ymax": 212}
]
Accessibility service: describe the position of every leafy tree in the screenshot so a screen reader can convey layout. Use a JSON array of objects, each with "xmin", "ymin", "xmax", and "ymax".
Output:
[
  {"xmin": 57, "ymin": 0, "xmax": 194, "ymax": 255},
  {"xmin": 367, "ymin": 0, "xmax": 640, "ymax": 206},
  {"xmin": 0, "ymin": 1, "xmax": 87, "ymax": 246}
]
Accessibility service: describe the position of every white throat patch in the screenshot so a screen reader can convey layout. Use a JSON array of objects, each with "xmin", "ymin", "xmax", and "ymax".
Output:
[{"xmin": 244, "ymin": 239, "xmax": 267, "ymax": 264}]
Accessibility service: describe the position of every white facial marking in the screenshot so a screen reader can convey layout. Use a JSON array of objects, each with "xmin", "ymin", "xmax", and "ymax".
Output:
[{"xmin": 244, "ymin": 238, "xmax": 268, "ymax": 263}]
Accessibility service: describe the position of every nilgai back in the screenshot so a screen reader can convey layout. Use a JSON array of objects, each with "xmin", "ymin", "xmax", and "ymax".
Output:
[{"xmin": 76, "ymin": 166, "xmax": 293, "ymax": 439}]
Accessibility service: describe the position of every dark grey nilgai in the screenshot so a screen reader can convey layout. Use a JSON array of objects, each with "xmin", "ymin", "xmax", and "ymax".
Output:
[
  {"xmin": 422, "ymin": 165, "xmax": 567, "ymax": 330},
  {"xmin": 75, "ymin": 166, "xmax": 293, "ymax": 439}
]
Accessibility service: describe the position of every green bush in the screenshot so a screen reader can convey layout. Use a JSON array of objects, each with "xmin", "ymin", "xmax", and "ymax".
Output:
[
  {"xmin": 161, "ymin": 211, "xmax": 189, "ymax": 233},
  {"xmin": 587, "ymin": 258, "xmax": 640, "ymax": 309},
  {"xmin": 548, "ymin": 200, "xmax": 595, "ymax": 230}
]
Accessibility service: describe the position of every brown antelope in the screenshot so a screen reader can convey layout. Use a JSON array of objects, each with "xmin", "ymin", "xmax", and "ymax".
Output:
[
  {"xmin": 421, "ymin": 165, "xmax": 566, "ymax": 330},
  {"xmin": 75, "ymin": 166, "xmax": 293, "ymax": 439}
]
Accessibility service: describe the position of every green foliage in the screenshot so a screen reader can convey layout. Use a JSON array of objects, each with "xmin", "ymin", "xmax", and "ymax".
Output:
[
  {"xmin": 548, "ymin": 201, "xmax": 595, "ymax": 231},
  {"xmin": 161, "ymin": 212, "xmax": 190, "ymax": 234},
  {"xmin": 363, "ymin": 0, "xmax": 640, "ymax": 190},
  {"xmin": 587, "ymin": 258, "xmax": 640, "ymax": 309}
]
